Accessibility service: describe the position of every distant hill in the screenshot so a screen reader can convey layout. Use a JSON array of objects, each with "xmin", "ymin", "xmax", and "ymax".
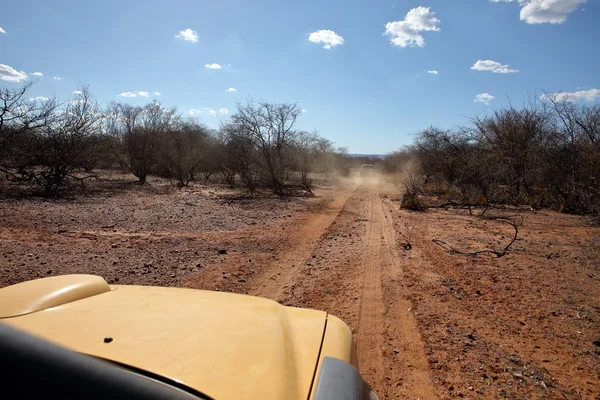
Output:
[{"xmin": 348, "ymin": 154, "xmax": 386, "ymax": 159}]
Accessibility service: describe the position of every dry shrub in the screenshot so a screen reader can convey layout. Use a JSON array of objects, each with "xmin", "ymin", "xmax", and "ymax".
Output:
[{"xmin": 400, "ymin": 168, "xmax": 427, "ymax": 211}]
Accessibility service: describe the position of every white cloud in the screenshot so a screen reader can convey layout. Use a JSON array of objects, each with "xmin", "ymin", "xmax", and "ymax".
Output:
[
  {"xmin": 118, "ymin": 90, "xmax": 154, "ymax": 98},
  {"xmin": 31, "ymin": 72, "xmax": 43, "ymax": 76},
  {"xmin": 205, "ymin": 63, "xmax": 222, "ymax": 69},
  {"xmin": 490, "ymin": 0, "xmax": 586, "ymax": 24},
  {"xmin": 308, "ymin": 29, "xmax": 344, "ymax": 49},
  {"xmin": 0, "ymin": 64, "xmax": 28, "ymax": 82},
  {"xmin": 73, "ymin": 90, "xmax": 83, "ymax": 95},
  {"xmin": 428, "ymin": 70, "xmax": 439, "ymax": 75},
  {"xmin": 189, "ymin": 108, "xmax": 217, "ymax": 116},
  {"xmin": 219, "ymin": 108, "xmax": 229, "ymax": 115},
  {"xmin": 474, "ymin": 93, "xmax": 495, "ymax": 105},
  {"xmin": 176, "ymin": 28, "xmax": 198, "ymax": 42},
  {"xmin": 541, "ymin": 88, "xmax": 600, "ymax": 102},
  {"xmin": 154, "ymin": 91, "xmax": 161, "ymax": 96},
  {"xmin": 471, "ymin": 59, "xmax": 519, "ymax": 73},
  {"xmin": 30, "ymin": 96, "xmax": 49, "ymax": 101},
  {"xmin": 302, "ymin": 109, "xmax": 308, "ymax": 113},
  {"xmin": 53, "ymin": 76, "xmax": 63, "ymax": 81},
  {"xmin": 384, "ymin": 6, "xmax": 440, "ymax": 48},
  {"xmin": 521, "ymin": 0, "xmax": 586, "ymax": 23},
  {"xmin": 0, "ymin": 27, "xmax": 5, "ymax": 34},
  {"xmin": 225, "ymin": 88, "xmax": 237, "ymax": 92}
]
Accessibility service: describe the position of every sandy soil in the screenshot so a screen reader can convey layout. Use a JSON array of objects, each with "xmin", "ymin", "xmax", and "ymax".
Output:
[{"xmin": 1, "ymin": 176, "xmax": 599, "ymax": 399}]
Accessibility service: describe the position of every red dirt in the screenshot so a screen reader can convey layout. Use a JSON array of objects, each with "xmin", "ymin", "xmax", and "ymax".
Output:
[{"xmin": 1, "ymin": 176, "xmax": 599, "ymax": 399}]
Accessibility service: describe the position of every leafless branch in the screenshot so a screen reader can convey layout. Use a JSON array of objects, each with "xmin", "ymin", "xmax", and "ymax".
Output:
[{"xmin": 432, "ymin": 217, "xmax": 522, "ymax": 258}]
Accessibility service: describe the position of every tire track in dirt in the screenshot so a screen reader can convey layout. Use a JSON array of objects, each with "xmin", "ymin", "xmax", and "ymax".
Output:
[
  {"xmin": 250, "ymin": 185, "xmax": 356, "ymax": 302},
  {"xmin": 356, "ymin": 185, "xmax": 386, "ymax": 381},
  {"xmin": 354, "ymin": 183, "xmax": 436, "ymax": 399},
  {"xmin": 379, "ymin": 196, "xmax": 438, "ymax": 399}
]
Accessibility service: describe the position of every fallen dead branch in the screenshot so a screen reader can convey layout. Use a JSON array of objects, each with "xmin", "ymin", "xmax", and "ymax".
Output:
[
  {"xmin": 69, "ymin": 173, "xmax": 99, "ymax": 182},
  {"xmin": 429, "ymin": 200, "xmax": 490, "ymax": 217},
  {"xmin": 432, "ymin": 217, "xmax": 522, "ymax": 258},
  {"xmin": 430, "ymin": 200, "xmax": 536, "ymax": 217}
]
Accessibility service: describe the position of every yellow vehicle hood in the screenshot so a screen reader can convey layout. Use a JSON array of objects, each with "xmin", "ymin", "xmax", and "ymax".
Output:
[{"xmin": 2, "ymin": 281, "xmax": 327, "ymax": 400}]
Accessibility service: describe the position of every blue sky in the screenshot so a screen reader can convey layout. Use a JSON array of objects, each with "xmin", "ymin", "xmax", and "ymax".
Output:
[{"xmin": 1, "ymin": 0, "xmax": 598, "ymax": 154}]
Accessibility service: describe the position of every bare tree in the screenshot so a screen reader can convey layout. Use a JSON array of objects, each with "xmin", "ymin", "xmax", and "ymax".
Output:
[
  {"xmin": 333, "ymin": 147, "xmax": 352, "ymax": 177},
  {"xmin": 220, "ymin": 123, "xmax": 259, "ymax": 193},
  {"xmin": 472, "ymin": 101, "xmax": 551, "ymax": 201},
  {"xmin": 0, "ymin": 81, "xmax": 58, "ymax": 133},
  {"xmin": 407, "ymin": 95, "xmax": 598, "ymax": 221},
  {"xmin": 108, "ymin": 101, "xmax": 176, "ymax": 184},
  {"xmin": 38, "ymin": 87, "xmax": 102, "ymax": 191},
  {"xmin": 543, "ymin": 93, "xmax": 600, "ymax": 218},
  {"xmin": 160, "ymin": 119, "xmax": 209, "ymax": 186},
  {"xmin": 1, "ymin": 85, "xmax": 101, "ymax": 193},
  {"xmin": 228, "ymin": 100, "xmax": 302, "ymax": 195},
  {"xmin": 289, "ymin": 131, "xmax": 334, "ymax": 193},
  {"xmin": 412, "ymin": 126, "xmax": 467, "ymax": 185},
  {"xmin": 382, "ymin": 150, "xmax": 414, "ymax": 174},
  {"xmin": 0, "ymin": 81, "xmax": 59, "ymax": 186},
  {"xmin": 545, "ymin": 93, "xmax": 599, "ymax": 145},
  {"xmin": 1, "ymin": 82, "xmax": 342, "ymax": 197},
  {"xmin": 195, "ymin": 132, "xmax": 225, "ymax": 182}
]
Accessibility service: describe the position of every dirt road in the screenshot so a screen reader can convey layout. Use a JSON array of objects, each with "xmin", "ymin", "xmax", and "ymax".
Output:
[{"xmin": 244, "ymin": 180, "xmax": 437, "ymax": 399}]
